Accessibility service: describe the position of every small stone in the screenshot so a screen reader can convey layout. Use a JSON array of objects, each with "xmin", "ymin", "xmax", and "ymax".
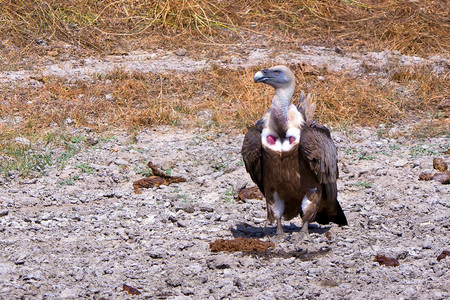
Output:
[
  {"xmin": 64, "ymin": 118, "xmax": 74, "ymax": 125},
  {"xmin": 24, "ymin": 270, "xmax": 42, "ymax": 280},
  {"xmin": 375, "ymin": 168, "xmax": 388, "ymax": 176},
  {"xmin": 41, "ymin": 212, "xmax": 52, "ymax": 220},
  {"xmin": 176, "ymin": 49, "xmax": 187, "ymax": 56},
  {"xmin": 166, "ymin": 277, "xmax": 182, "ymax": 287},
  {"xmin": 19, "ymin": 178, "xmax": 38, "ymax": 184},
  {"xmin": 14, "ymin": 137, "xmax": 31, "ymax": 146},
  {"xmin": 60, "ymin": 288, "xmax": 79, "ymax": 298},
  {"xmin": 208, "ymin": 255, "xmax": 232, "ymax": 269},
  {"xmin": 438, "ymin": 98, "xmax": 450, "ymax": 110},
  {"xmin": 176, "ymin": 220, "xmax": 187, "ymax": 228},
  {"xmin": 175, "ymin": 205, "xmax": 195, "ymax": 213},
  {"xmin": 181, "ymin": 287, "xmax": 194, "ymax": 295},
  {"xmin": 199, "ymin": 205, "xmax": 214, "ymax": 212},
  {"xmin": 146, "ymin": 248, "xmax": 165, "ymax": 259},
  {"xmin": 114, "ymin": 159, "xmax": 128, "ymax": 166},
  {"xmin": 422, "ymin": 238, "xmax": 432, "ymax": 249},
  {"xmin": 34, "ymin": 38, "xmax": 46, "ymax": 45},
  {"xmin": 393, "ymin": 159, "xmax": 408, "ymax": 168},
  {"xmin": 105, "ymin": 94, "xmax": 114, "ymax": 101},
  {"xmin": 11, "ymin": 252, "xmax": 28, "ymax": 265},
  {"xmin": 116, "ymin": 228, "xmax": 129, "ymax": 241},
  {"xmin": 86, "ymin": 137, "xmax": 99, "ymax": 146}
]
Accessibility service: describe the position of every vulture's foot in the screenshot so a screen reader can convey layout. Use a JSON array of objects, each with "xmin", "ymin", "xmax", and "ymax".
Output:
[
  {"xmin": 269, "ymin": 231, "xmax": 288, "ymax": 243},
  {"xmin": 295, "ymin": 221, "xmax": 311, "ymax": 243},
  {"xmin": 263, "ymin": 219, "xmax": 273, "ymax": 235}
]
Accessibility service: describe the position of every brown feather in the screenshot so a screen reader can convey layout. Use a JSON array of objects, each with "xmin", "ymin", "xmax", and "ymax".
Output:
[{"xmin": 241, "ymin": 123, "xmax": 265, "ymax": 195}]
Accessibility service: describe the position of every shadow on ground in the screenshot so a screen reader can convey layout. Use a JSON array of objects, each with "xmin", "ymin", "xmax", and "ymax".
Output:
[{"xmin": 231, "ymin": 222, "xmax": 330, "ymax": 238}]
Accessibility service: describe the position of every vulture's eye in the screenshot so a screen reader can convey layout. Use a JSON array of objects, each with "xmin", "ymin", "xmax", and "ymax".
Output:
[{"xmin": 274, "ymin": 71, "xmax": 280, "ymax": 75}]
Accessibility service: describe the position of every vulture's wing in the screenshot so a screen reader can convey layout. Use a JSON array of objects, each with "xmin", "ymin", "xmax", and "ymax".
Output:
[
  {"xmin": 300, "ymin": 125, "xmax": 347, "ymax": 225},
  {"xmin": 241, "ymin": 120, "xmax": 265, "ymax": 195},
  {"xmin": 297, "ymin": 91, "xmax": 316, "ymax": 125},
  {"xmin": 299, "ymin": 125, "xmax": 338, "ymax": 184}
]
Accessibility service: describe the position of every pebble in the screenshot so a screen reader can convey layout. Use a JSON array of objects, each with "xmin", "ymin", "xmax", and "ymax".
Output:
[
  {"xmin": 14, "ymin": 137, "xmax": 30, "ymax": 146},
  {"xmin": 393, "ymin": 159, "xmax": 409, "ymax": 167}
]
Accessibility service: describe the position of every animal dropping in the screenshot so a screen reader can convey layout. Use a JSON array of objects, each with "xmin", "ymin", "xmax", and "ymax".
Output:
[
  {"xmin": 374, "ymin": 254, "xmax": 400, "ymax": 267},
  {"xmin": 241, "ymin": 65, "xmax": 347, "ymax": 237},
  {"xmin": 133, "ymin": 161, "xmax": 186, "ymax": 193},
  {"xmin": 210, "ymin": 237, "xmax": 274, "ymax": 252},
  {"xmin": 122, "ymin": 283, "xmax": 141, "ymax": 295},
  {"xmin": 437, "ymin": 250, "xmax": 449, "ymax": 262},
  {"xmin": 433, "ymin": 171, "xmax": 450, "ymax": 184},
  {"xmin": 433, "ymin": 158, "xmax": 448, "ymax": 172},
  {"xmin": 236, "ymin": 186, "xmax": 264, "ymax": 201}
]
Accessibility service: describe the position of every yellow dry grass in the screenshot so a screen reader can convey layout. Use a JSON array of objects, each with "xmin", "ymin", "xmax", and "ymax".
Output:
[
  {"xmin": 0, "ymin": 64, "xmax": 447, "ymax": 140},
  {"xmin": 0, "ymin": 0, "xmax": 448, "ymax": 56},
  {"xmin": 0, "ymin": 0, "xmax": 448, "ymax": 145},
  {"xmin": 1, "ymin": 1, "xmax": 448, "ymax": 176}
]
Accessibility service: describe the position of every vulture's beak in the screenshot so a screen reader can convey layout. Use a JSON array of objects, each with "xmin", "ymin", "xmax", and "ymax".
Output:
[{"xmin": 254, "ymin": 69, "xmax": 269, "ymax": 83}]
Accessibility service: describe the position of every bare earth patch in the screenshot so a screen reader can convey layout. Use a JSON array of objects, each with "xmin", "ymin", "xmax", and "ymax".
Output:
[{"xmin": 0, "ymin": 126, "xmax": 449, "ymax": 299}]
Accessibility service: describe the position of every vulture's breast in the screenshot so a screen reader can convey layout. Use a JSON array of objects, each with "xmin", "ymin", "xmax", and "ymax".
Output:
[{"xmin": 262, "ymin": 145, "xmax": 302, "ymax": 195}]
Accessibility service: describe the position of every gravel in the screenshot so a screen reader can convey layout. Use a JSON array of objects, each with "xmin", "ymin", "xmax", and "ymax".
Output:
[{"xmin": 0, "ymin": 126, "xmax": 449, "ymax": 299}]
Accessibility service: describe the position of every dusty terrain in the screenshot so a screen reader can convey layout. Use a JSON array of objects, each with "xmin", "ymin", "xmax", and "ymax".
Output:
[{"xmin": 1, "ymin": 122, "xmax": 449, "ymax": 299}]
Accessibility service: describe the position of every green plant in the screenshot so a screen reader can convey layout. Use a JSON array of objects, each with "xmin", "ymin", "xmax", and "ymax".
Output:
[
  {"xmin": 76, "ymin": 163, "xmax": 95, "ymax": 174},
  {"xmin": 343, "ymin": 147, "xmax": 358, "ymax": 155},
  {"xmin": 358, "ymin": 154, "xmax": 376, "ymax": 160},
  {"xmin": 71, "ymin": 136, "xmax": 85, "ymax": 143},
  {"xmin": 0, "ymin": 145, "xmax": 52, "ymax": 177},
  {"xmin": 409, "ymin": 144, "xmax": 436, "ymax": 157},
  {"xmin": 134, "ymin": 165, "xmax": 152, "ymax": 177},
  {"xmin": 57, "ymin": 175, "xmax": 80, "ymax": 187},
  {"xmin": 56, "ymin": 140, "xmax": 81, "ymax": 169},
  {"xmin": 354, "ymin": 181, "xmax": 372, "ymax": 188},
  {"xmin": 222, "ymin": 187, "xmax": 234, "ymax": 202},
  {"xmin": 389, "ymin": 144, "xmax": 401, "ymax": 150}
]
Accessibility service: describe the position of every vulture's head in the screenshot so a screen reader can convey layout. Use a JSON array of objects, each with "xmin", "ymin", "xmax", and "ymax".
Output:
[{"xmin": 254, "ymin": 65, "xmax": 295, "ymax": 90}]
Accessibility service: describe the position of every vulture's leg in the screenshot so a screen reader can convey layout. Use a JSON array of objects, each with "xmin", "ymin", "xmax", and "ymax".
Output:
[
  {"xmin": 298, "ymin": 190, "xmax": 320, "ymax": 240},
  {"xmin": 271, "ymin": 193, "xmax": 285, "ymax": 235},
  {"xmin": 263, "ymin": 219, "xmax": 270, "ymax": 235},
  {"xmin": 299, "ymin": 220, "xmax": 310, "ymax": 239},
  {"xmin": 264, "ymin": 203, "xmax": 274, "ymax": 235},
  {"xmin": 276, "ymin": 218, "xmax": 283, "ymax": 235}
]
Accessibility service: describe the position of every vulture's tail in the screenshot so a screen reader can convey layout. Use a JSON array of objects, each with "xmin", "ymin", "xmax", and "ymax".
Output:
[{"xmin": 315, "ymin": 182, "xmax": 348, "ymax": 226}]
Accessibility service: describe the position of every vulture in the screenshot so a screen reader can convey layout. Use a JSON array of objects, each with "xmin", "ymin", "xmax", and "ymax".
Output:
[{"xmin": 241, "ymin": 65, "xmax": 347, "ymax": 236}]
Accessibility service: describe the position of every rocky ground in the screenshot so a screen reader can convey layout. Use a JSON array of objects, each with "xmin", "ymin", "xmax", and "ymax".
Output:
[{"xmin": 0, "ymin": 124, "xmax": 449, "ymax": 299}]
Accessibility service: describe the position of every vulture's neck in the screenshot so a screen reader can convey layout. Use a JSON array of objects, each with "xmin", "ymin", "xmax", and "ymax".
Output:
[{"xmin": 270, "ymin": 85, "xmax": 295, "ymax": 134}]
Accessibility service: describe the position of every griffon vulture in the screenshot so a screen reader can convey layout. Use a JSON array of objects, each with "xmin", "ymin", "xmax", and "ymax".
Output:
[{"xmin": 241, "ymin": 65, "xmax": 347, "ymax": 235}]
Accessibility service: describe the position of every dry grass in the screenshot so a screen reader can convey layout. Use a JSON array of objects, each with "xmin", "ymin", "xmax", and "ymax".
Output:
[
  {"xmin": 1, "ymin": 1, "xmax": 448, "ymax": 176},
  {"xmin": 1, "ymin": 62, "xmax": 447, "ymax": 176},
  {"xmin": 0, "ymin": 0, "xmax": 448, "ymax": 57},
  {"xmin": 0, "ymin": 64, "xmax": 447, "ymax": 140}
]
